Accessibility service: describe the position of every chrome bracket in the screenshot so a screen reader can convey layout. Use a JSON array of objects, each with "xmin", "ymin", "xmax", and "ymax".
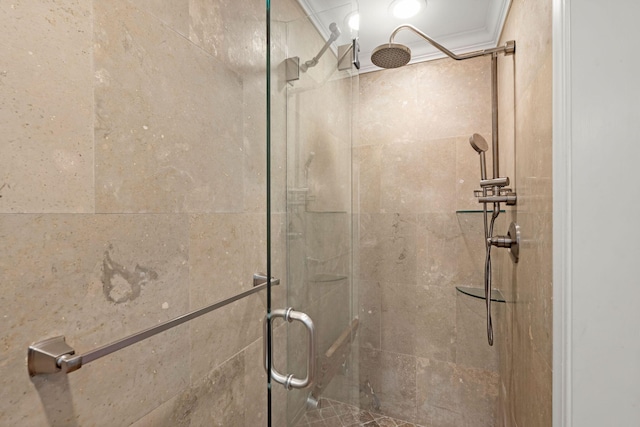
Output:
[
  {"xmin": 27, "ymin": 336, "xmax": 79, "ymax": 377},
  {"xmin": 475, "ymin": 188, "xmax": 517, "ymax": 205},
  {"xmin": 286, "ymin": 57, "xmax": 300, "ymax": 83},
  {"xmin": 264, "ymin": 307, "xmax": 316, "ymax": 390},
  {"xmin": 338, "ymin": 38, "xmax": 360, "ymax": 71},
  {"xmin": 504, "ymin": 40, "xmax": 516, "ymax": 56},
  {"xmin": 253, "ymin": 273, "xmax": 280, "ymax": 287}
]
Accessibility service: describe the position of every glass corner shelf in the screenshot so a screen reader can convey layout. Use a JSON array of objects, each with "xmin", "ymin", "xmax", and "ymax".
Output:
[
  {"xmin": 309, "ymin": 274, "xmax": 348, "ymax": 283},
  {"xmin": 455, "ymin": 209, "xmax": 506, "ymax": 214},
  {"xmin": 455, "ymin": 286, "xmax": 507, "ymax": 303}
]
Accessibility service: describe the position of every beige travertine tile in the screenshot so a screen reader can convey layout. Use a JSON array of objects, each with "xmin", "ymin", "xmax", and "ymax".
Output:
[
  {"xmin": 416, "ymin": 213, "xmax": 460, "ymax": 288},
  {"xmin": 0, "ymin": 0, "xmax": 94, "ymax": 213},
  {"xmin": 494, "ymin": 0, "xmax": 553, "ymax": 424},
  {"xmin": 270, "ymin": 0, "xmax": 307, "ymax": 23},
  {"xmin": 94, "ymin": 0, "xmax": 244, "ymax": 213},
  {"xmin": 359, "ymin": 348, "xmax": 417, "ymax": 423},
  {"xmin": 189, "ymin": 213, "xmax": 266, "ymax": 305},
  {"xmin": 358, "ymin": 213, "xmax": 417, "ymax": 284},
  {"xmin": 500, "ymin": 0, "xmax": 552, "ymax": 101},
  {"xmin": 358, "ymin": 280, "xmax": 381, "ymax": 350},
  {"xmin": 243, "ymin": 337, "xmax": 269, "ymax": 426},
  {"xmin": 303, "ymin": 282, "xmax": 352, "ymax": 355},
  {"xmin": 380, "ymin": 282, "xmax": 417, "ymax": 356},
  {"xmin": 416, "ymin": 358, "xmax": 463, "ymax": 427},
  {"xmin": 131, "ymin": 0, "xmax": 190, "ymax": 36},
  {"xmin": 414, "ymin": 285, "xmax": 457, "ymax": 363},
  {"xmin": 455, "ymin": 212, "xmax": 489, "ymax": 286},
  {"xmin": 147, "ymin": 348, "xmax": 247, "ymax": 426},
  {"xmin": 306, "ymin": 211, "xmax": 351, "ymax": 265},
  {"xmin": 188, "ymin": 0, "xmax": 265, "ymax": 78},
  {"xmin": 354, "ymin": 145, "xmax": 382, "ymax": 213},
  {"xmin": 306, "ymin": 133, "xmax": 352, "ymax": 213},
  {"xmin": 187, "ymin": 350, "xmax": 247, "ymax": 426},
  {"xmin": 357, "ymin": 54, "xmax": 501, "ymax": 424},
  {"xmin": 242, "ymin": 73, "xmax": 268, "ymax": 213},
  {"xmin": 358, "ymin": 66, "xmax": 418, "ymax": 146},
  {"xmin": 456, "ymin": 364, "xmax": 499, "ymax": 426},
  {"xmin": 455, "ymin": 291, "xmax": 499, "ymax": 372},
  {"xmin": 130, "ymin": 394, "xmax": 181, "ymax": 427},
  {"xmin": 0, "ymin": 214, "xmax": 189, "ymax": 426},
  {"xmin": 497, "ymin": 54, "xmax": 516, "ymax": 186},
  {"xmin": 515, "ymin": 53, "xmax": 553, "ymax": 215},
  {"xmin": 188, "ymin": 293, "xmax": 265, "ymax": 382},
  {"xmin": 379, "ymin": 138, "xmax": 457, "ymax": 214},
  {"xmin": 322, "ymin": 344, "xmax": 362, "ymax": 407},
  {"xmin": 414, "ymin": 56, "xmax": 492, "ymax": 141},
  {"xmin": 188, "ymin": 213, "xmax": 266, "ymax": 380},
  {"xmin": 416, "ymin": 357, "xmax": 498, "ymax": 427}
]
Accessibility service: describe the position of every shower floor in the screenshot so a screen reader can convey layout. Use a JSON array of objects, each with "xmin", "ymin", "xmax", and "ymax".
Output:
[{"xmin": 295, "ymin": 398, "xmax": 425, "ymax": 427}]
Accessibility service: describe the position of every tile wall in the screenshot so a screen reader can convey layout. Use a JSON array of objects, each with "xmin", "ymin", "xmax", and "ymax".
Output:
[
  {"xmin": 354, "ymin": 57, "xmax": 503, "ymax": 426},
  {"xmin": 494, "ymin": 0, "xmax": 553, "ymax": 425},
  {"xmin": 0, "ymin": 0, "xmax": 293, "ymax": 425}
]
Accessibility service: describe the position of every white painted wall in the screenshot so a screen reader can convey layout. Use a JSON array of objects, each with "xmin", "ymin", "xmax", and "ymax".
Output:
[{"xmin": 554, "ymin": 0, "xmax": 640, "ymax": 425}]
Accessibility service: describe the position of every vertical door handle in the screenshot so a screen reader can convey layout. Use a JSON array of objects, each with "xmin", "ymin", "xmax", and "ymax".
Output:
[{"xmin": 263, "ymin": 307, "xmax": 316, "ymax": 390}]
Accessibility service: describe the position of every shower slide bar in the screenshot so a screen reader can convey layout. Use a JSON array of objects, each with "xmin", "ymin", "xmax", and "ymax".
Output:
[{"xmin": 27, "ymin": 273, "xmax": 280, "ymax": 377}]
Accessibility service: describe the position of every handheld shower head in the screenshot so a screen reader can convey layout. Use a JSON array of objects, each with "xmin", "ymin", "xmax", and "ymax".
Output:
[
  {"xmin": 469, "ymin": 133, "xmax": 489, "ymax": 153},
  {"xmin": 329, "ymin": 22, "xmax": 341, "ymax": 40},
  {"xmin": 469, "ymin": 133, "xmax": 489, "ymax": 180}
]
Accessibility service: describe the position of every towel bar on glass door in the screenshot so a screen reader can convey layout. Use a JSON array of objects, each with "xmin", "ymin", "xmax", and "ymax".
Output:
[{"xmin": 27, "ymin": 273, "xmax": 279, "ymax": 377}]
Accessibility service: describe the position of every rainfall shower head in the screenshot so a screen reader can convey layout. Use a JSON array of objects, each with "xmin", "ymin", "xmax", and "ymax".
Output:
[
  {"xmin": 371, "ymin": 24, "xmax": 516, "ymax": 69},
  {"xmin": 469, "ymin": 133, "xmax": 489, "ymax": 181},
  {"xmin": 371, "ymin": 43, "xmax": 411, "ymax": 69}
]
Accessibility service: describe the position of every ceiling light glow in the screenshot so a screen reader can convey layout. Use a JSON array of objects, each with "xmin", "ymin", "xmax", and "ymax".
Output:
[
  {"xmin": 390, "ymin": 0, "xmax": 424, "ymax": 19},
  {"xmin": 347, "ymin": 12, "xmax": 360, "ymax": 31}
]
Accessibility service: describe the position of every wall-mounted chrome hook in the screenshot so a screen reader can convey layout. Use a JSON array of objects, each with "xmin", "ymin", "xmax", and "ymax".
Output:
[{"xmin": 488, "ymin": 221, "xmax": 521, "ymax": 262}]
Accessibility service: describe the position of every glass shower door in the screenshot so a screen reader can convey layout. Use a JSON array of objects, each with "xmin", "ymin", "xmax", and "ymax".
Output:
[{"xmin": 268, "ymin": 1, "xmax": 360, "ymax": 425}]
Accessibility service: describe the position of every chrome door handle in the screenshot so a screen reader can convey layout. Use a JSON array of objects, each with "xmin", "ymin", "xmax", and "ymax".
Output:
[{"xmin": 263, "ymin": 307, "xmax": 316, "ymax": 390}]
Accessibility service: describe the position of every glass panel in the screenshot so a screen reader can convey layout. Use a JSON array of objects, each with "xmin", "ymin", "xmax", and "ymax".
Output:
[
  {"xmin": 270, "ymin": 1, "xmax": 360, "ymax": 425},
  {"xmin": 1, "ymin": 1, "xmax": 268, "ymax": 425}
]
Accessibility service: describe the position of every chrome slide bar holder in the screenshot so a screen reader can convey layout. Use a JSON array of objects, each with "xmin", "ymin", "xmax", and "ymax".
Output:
[
  {"xmin": 263, "ymin": 307, "xmax": 316, "ymax": 390},
  {"xmin": 480, "ymin": 177, "xmax": 509, "ymax": 188},
  {"xmin": 27, "ymin": 273, "xmax": 280, "ymax": 377}
]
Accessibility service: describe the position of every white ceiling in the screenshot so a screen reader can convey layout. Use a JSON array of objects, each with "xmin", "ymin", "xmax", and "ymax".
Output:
[{"xmin": 297, "ymin": 0, "xmax": 512, "ymax": 73}]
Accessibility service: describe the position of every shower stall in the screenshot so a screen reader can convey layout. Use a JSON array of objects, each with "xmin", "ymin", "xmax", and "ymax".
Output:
[{"xmin": 1, "ymin": 0, "xmax": 548, "ymax": 425}]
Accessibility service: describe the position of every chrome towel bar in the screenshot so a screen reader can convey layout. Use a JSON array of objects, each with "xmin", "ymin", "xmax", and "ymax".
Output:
[{"xmin": 27, "ymin": 273, "xmax": 279, "ymax": 377}]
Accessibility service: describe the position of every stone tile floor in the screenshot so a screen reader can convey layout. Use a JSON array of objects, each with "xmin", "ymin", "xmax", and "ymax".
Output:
[{"xmin": 295, "ymin": 398, "xmax": 425, "ymax": 427}]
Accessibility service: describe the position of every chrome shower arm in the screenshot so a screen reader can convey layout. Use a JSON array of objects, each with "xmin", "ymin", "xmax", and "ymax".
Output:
[
  {"xmin": 389, "ymin": 24, "xmax": 515, "ymax": 61},
  {"xmin": 301, "ymin": 23, "xmax": 342, "ymax": 72}
]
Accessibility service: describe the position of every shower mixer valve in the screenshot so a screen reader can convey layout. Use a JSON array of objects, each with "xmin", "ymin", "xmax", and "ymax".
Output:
[{"xmin": 488, "ymin": 222, "xmax": 521, "ymax": 263}]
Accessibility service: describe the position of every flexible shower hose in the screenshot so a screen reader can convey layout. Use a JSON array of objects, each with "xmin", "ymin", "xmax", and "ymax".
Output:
[{"xmin": 483, "ymin": 205, "xmax": 500, "ymax": 346}]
